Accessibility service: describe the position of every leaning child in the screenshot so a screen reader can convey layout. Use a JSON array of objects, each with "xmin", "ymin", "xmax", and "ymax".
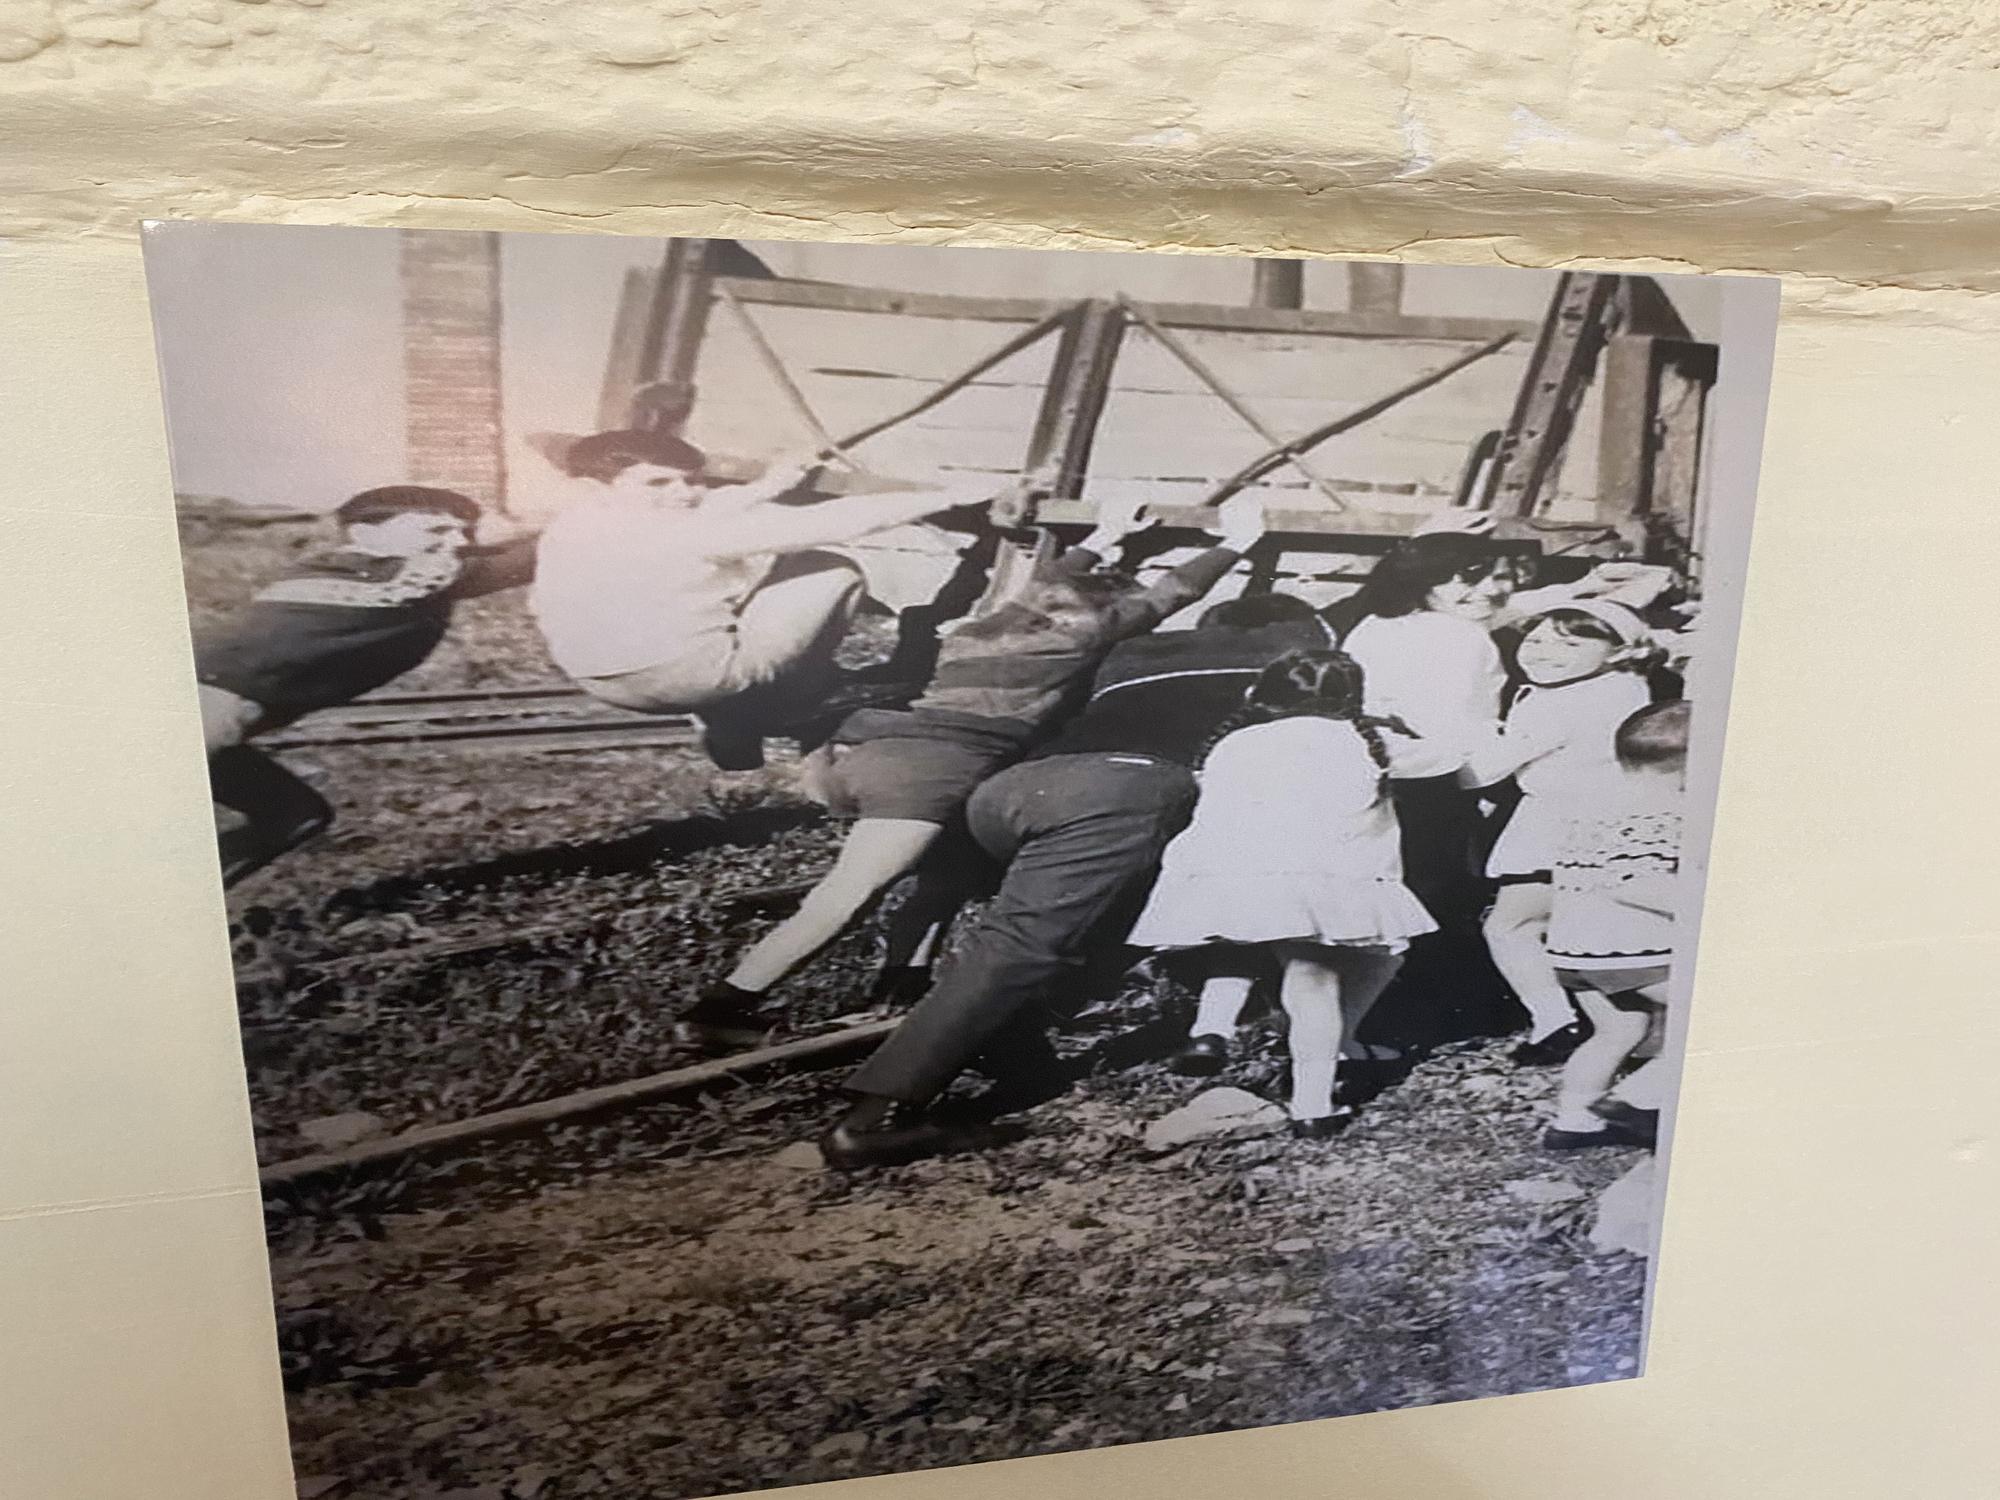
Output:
[{"xmin": 1128, "ymin": 650, "xmax": 1438, "ymax": 1136}]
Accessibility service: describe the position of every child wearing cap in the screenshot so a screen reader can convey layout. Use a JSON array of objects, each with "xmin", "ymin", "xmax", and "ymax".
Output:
[
  {"xmin": 1459, "ymin": 599, "xmax": 1662, "ymax": 1062},
  {"xmin": 527, "ymin": 429, "xmax": 999, "ymax": 770},
  {"xmin": 195, "ymin": 485, "xmax": 535, "ymax": 885}
]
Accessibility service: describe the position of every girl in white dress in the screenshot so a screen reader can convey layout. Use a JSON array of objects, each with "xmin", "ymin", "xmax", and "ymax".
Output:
[
  {"xmin": 1129, "ymin": 651, "xmax": 1437, "ymax": 1135},
  {"xmin": 1460, "ymin": 600, "xmax": 1659, "ymax": 1060}
]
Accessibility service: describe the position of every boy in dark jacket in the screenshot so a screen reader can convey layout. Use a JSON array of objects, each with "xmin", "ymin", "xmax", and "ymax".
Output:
[{"xmin": 195, "ymin": 485, "xmax": 534, "ymax": 885}]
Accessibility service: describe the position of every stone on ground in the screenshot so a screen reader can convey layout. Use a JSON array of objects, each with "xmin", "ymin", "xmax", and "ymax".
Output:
[
  {"xmin": 1590, "ymin": 1156, "xmax": 1659, "ymax": 1256},
  {"xmin": 1143, "ymin": 1087, "xmax": 1287, "ymax": 1154},
  {"xmin": 297, "ymin": 1111, "xmax": 387, "ymax": 1151}
]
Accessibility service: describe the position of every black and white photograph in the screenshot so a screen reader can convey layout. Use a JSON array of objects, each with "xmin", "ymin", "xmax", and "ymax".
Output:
[{"xmin": 142, "ymin": 223, "xmax": 1776, "ymax": 1500}]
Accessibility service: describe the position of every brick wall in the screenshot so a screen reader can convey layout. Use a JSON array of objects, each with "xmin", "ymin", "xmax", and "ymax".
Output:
[{"xmin": 400, "ymin": 229, "xmax": 506, "ymax": 511}]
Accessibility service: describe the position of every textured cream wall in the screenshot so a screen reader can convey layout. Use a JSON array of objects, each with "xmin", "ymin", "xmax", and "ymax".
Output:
[{"xmin": 4, "ymin": 5, "xmax": 1998, "ymax": 1498}]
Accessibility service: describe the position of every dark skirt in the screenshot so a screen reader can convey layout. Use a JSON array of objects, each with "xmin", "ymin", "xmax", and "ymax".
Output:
[{"xmin": 1352, "ymin": 774, "xmax": 1523, "ymax": 1055}]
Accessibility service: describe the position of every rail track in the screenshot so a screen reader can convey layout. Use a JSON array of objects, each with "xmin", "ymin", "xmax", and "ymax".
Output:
[
  {"xmin": 259, "ymin": 1019, "xmax": 897, "ymax": 1189},
  {"xmin": 263, "ymin": 683, "xmax": 706, "ymax": 754}
]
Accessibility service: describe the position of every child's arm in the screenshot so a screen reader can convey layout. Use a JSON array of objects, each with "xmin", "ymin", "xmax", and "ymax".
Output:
[
  {"xmin": 1458, "ymin": 714, "xmax": 1561, "ymax": 789},
  {"xmin": 698, "ymin": 477, "xmax": 999, "ymax": 559},
  {"xmin": 448, "ymin": 534, "xmax": 540, "ymax": 598},
  {"xmin": 1111, "ymin": 493, "xmax": 1267, "ymax": 633}
]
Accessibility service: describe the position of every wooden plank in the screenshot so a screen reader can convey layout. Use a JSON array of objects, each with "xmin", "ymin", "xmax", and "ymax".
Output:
[
  {"xmin": 717, "ymin": 275, "xmax": 1536, "ymax": 343},
  {"xmin": 713, "ymin": 283, "xmax": 857, "ymax": 468},
  {"xmin": 259, "ymin": 1020, "xmax": 900, "ymax": 1186},
  {"xmin": 830, "ymin": 307, "xmax": 1071, "ymax": 454},
  {"xmin": 1202, "ymin": 333, "xmax": 1519, "ymax": 506},
  {"xmin": 1118, "ymin": 294, "xmax": 1348, "ymax": 510}
]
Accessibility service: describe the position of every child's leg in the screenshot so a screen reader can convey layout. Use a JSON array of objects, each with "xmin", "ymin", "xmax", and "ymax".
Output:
[
  {"xmin": 729, "ymin": 559, "xmax": 867, "ymax": 687},
  {"xmin": 1191, "ymin": 973, "xmax": 1255, "ymax": 1040},
  {"xmin": 208, "ymin": 745, "xmax": 334, "ymax": 887},
  {"xmin": 1607, "ymin": 981, "xmax": 1674, "ymax": 1109},
  {"xmin": 1328, "ymin": 947, "xmax": 1404, "ymax": 1056},
  {"xmin": 1482, "ymin": 881, "xmax": 1573, "ymax": 1041},
  {"xmin": 868, "ymin": 837, "xmax": 981, "ymax": 1008},
  {"xmin": 1276, "ymin": 943, "xmax": 1345, "ymax": 1122},
  {"xmin": 725, "ymin": 818, "xmax": 942, "ymax": 993},
  {"xmin": 1551, "ymin": 987, "xmax": 1650, "ymax": 1132}
]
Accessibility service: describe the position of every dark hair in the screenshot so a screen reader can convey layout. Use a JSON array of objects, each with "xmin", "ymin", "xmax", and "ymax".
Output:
[
  {"xmin": 336, "ymin": 485, "xmax": 481, "ymax": 528},
  {"xmin": 1197, "ymin": 590, "xmax": 1320, "ymax": 629},
  {"xmin": 1615, "ymin": 700, "xmax": 1692, "ymax": 769},
  {"xmin": 1346, "ymin": 533, "xmax": 1523, "ymax": 620},
  {"xmin": 1526, "ymin": 608, "xmax": 1626, "ymax": 647},
  {"xmin": 1199, "ymin": 649, "xmax": 1392, "ymax": 784},
  {"xmin": 563, "ymin": 428, "xmax": 708, "ymax": 483}
]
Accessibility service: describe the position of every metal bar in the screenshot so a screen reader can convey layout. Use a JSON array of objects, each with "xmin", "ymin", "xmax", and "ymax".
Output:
[
  {"xmin": 1119, "ymin": 294, "xmax": 1349, "ymax": 511},
  {"xmin": 714, "ymin": 282, "xmax": 859, "ymax": 469},
  {"xmin": 259, "ymin": 1020, "xmax": 901, "ymax": 1186},
  {"xmin": 1198, "ymin": 332, "xmax": 1518, "ymax": 508}
]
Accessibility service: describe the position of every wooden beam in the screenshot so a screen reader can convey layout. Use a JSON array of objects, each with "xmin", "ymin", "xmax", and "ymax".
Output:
[
  {"xmin": 716, "ymin": 275, "xmax": 1534, "ymax": 344},
  {"xmin": 1023, "ymin": 299, "xmax": 1126, "ymax": 499},
  {"xmin": 259, "ymin": 1021, "xmax": 900, "ymax": 1186}
]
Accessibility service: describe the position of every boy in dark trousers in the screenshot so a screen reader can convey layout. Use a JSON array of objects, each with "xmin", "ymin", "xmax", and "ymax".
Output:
[{"xmin": 194, "ymin": 485, "xmax": 535, "ymax": 885}]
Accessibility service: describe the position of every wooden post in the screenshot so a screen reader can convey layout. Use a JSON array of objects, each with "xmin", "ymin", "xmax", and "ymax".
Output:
[
  {"xmin": 1648, "ymin": 338, "xmax": 1717, "ymax": 572},
  {"xmin": 400, "ymin": 229, "xmax": 508, "ymax": 511},
  {"xmin": 1024, "ymin": 299, "xmax": 1126, "ymax": 499},
  {"xmin": 1349, "ymin": 263, "xmax": 1405, "ymax": 317},
  {"xmin": 629, "ymin": 237, "xmax": 717, "ymax": 430},
  {"xmin": 596, "ymin": 266, "xmax": 654, "ymax": 432},
  {"xmin": 1595, "ymin": 333, "xmax": 1658, "ymax": 523},
  {"xmin": 1252, "ymin": 258, "xmax": 1305, "ymax": 309}
]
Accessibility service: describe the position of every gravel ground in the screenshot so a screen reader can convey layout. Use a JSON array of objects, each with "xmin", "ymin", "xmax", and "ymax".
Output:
[{"xmin": 189, "ymin": 517, "xmax": 1656, "ymax": 1500}]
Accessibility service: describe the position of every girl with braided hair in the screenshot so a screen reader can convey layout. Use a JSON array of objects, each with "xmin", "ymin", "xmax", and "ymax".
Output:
[{"xmin": 1128, "ymin": 650, "xmax": 1436, "ymax": 1135}]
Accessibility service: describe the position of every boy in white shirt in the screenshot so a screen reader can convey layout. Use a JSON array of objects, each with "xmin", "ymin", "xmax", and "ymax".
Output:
[{"xmin": 529, "ymin": 429, "xmax": 1001, "ymax": 768}]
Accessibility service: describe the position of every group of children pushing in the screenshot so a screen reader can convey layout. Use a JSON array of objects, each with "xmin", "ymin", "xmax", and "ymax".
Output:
[{"xmin": 195, "ymin": 427, "xmax": 1695, "ymax": 1164}]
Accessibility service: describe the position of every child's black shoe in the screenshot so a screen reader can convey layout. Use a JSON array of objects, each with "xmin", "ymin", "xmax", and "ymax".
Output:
[
  {"xmin": 1167, "ymin": 1034, "xmax": 1230, "ymax": 1078},
  {"xmin": 673, "ymin": 983, "xmax": 786, "ymax": 1051},
  {"xmin": 1511, "ymin": 1020, "xmax": 1589, "ymax": 1067}
]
